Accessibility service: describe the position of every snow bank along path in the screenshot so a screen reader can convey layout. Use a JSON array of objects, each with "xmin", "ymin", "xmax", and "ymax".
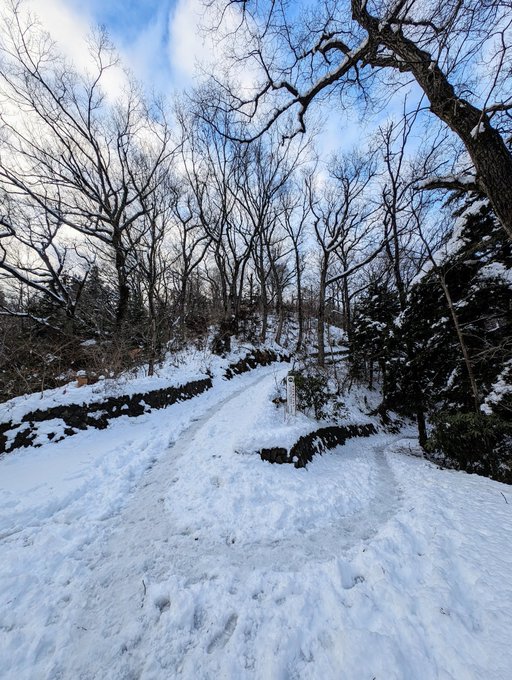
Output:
[{"xmin": 1, "ymin": 365, "xmax": 512, "ymax": 679}]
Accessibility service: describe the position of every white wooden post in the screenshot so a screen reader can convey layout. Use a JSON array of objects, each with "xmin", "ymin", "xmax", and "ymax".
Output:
[{"xmin": 286, "ymin": 374, "xmax": 296, "ymax": 417}]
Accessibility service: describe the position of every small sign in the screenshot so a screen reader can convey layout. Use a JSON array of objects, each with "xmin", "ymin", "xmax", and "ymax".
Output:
[{"xmin": 287, "ymin": 374, "xmax": 296, "ymax": 417}]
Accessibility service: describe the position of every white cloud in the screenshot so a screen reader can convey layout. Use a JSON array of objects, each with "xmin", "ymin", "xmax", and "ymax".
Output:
[
  {"xmin": 122, "ymin": 10, "xmax": 173, "ymax": 94},
  {"xmin": 26, "ymin": 0, "xmax": 93, "ymax": 67},
  {"xmin": 168, "ymin": 0, "xmax": 209, "ymax": 84},
  {"xmin": 168, "ymin": 0, "xmax": 258, "ymax": 93},
  {"xmin": 6, "ymin": 0, "xmax": 128, "ymax": 100}
]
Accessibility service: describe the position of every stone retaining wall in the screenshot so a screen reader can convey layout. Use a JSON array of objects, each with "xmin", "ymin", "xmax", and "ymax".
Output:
[
  {"xmin": 0, "ymin": 378, "xmax": 212, "ymax": 454},
  {"xmin": 0, "ymin": 348, "xmax": 290, "ymax": 455},
  {"xmin": 260, "ymin": 423, "xmax": 378, "ymax": 468},
  {"xmin": 224, "ymin": 348, "xmax": 290, "ymax": 379}
]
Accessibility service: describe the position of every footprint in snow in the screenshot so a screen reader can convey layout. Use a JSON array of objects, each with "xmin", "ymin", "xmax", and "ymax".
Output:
[
  {"xmin": 339, "ymin": 562, "xmax": 366, "ymax": 590},
  {"xmin": 207, "ymin": 613, "xmax": 238, "ymax": 654},
  {"xmin": 193, "ymin": 606, "xmax": 205, "ymax": 631},
  {"xmin": 154, "ymin": 595, "xmax": 171, "ymax": 613},
  {"xmin": 347, "ymin": 574, "xmax": 365, "ymax": 588}
]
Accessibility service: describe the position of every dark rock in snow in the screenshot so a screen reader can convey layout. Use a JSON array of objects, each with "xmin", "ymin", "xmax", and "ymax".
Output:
[{"xmin": 260, "ymin": 423, "xmax": 378, "ymax": 468}]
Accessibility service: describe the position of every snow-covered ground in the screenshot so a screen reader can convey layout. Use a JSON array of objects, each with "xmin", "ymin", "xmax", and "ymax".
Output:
[
  {"xmin": 0, "ymin": 341, "xmax": 260, "ymax": 426},
  {"xmin": 1, "ymin": 364, "xmax": 511, "ymax": 679}
]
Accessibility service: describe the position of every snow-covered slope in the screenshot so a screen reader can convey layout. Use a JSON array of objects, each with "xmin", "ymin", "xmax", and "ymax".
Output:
[
  {"xmin": 1, "ymin": 364, "xmax": 511, "ymax": 679},
  {"xmin": 0, "ymin": 342, "xmax": 266, "ymax": 427}
]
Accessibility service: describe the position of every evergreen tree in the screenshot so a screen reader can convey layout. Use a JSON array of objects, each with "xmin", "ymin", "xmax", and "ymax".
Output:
[
  {"xmin": 350, "ymin": 278, "xmax": 400, "ymax": 402},
  {"xmin": 401, "ymin": 200, "xmax": 511, "ymax": 412}
]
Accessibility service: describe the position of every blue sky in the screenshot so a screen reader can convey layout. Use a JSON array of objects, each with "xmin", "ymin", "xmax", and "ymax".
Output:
[
  {"xmin": 60, "ymin": 0, "xmax": 396, "ymax": 154},
  {"xmin": 28, "ymin": 0, "xmax": 204, "ymax": 93},
  {"xmin": 25, "ymin": 0, "xmax": 421, "ymax": 158},
  {"xmin": 67, "ymin": 0, "xmax": 177, "ymax": 89},
  {"xmin": 67, "ymin": 0, "xmax": 168, "ymax": 40}
]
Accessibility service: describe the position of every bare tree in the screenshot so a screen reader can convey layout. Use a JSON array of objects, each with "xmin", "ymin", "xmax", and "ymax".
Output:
[
  {"xmin": 0, "ymin": 191, "xmax": 92, "ymax": 330},
  {"xmin": 307, "ymin": 153, "xmax": 376, "ymax": 366},
  {"xmin": 184, "ymin": 108, "xmax": 261, "ymax": 350},
  {"xmin": 279, "ymin": 184, "xmax": 309, "ymax": 351},
  {"xmin": 168, "ymin": 184, "xmax": 211, "ymax": 344},
  {"xmin": 211, "ymin": 0, "xmax": 512, "ymax": 239},
  {"xmin": 376, "ymin": 111, "xmax": 448, "ymax": 310},
  {"xmin": 232, "ymin": 130, "xmax": 307, "ymax": 341},
  {"xmin": 0, "ymin": 3, "xmax": 176, "ymax": 327}
]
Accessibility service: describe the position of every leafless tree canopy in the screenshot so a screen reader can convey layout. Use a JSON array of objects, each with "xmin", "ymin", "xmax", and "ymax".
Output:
[
  {"xmin": 207, "ymin": 0, "xmax": 512, "ymax": 237},
  {"xmin": 0, "ymin": 0, "xmax": 510, "ymax": 461}
]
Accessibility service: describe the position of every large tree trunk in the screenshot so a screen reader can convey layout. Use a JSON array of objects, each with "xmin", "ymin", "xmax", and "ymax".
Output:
[
  {"xmin": 354, "ymin": 4, "xmax": 512, "ymax": 239},
  {"xmin": 112, "ymin": 229, "xmax": 130, "ymax": 327},
  {"xmin": 386, "ymin": 40, "xmax": 512, "ymax": 239},
  {"xmin": 416, "ymin": 77, "xmax": 512, "ymax": 240}
]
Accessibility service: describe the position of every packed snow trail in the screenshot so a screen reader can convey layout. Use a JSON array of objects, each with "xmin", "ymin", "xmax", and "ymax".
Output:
[
  {"xmin": 63, "ymin": 369, "xmax": 293, "ymax": 674},
  {"xmin": 1, "ymin": 364, "xmax": 512, "ymax": 679},
  {"xmin": 61, "ymin": 370, "xmax": 401, "ymax": 680}
]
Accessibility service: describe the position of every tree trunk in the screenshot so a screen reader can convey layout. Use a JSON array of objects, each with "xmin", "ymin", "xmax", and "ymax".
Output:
[
  {"xmin": 295, "ymin": 248, "xmax": 304, "ymax": 352},
  {"xmin": 248, "ymin": 273, "xmax": 254, "ymax": 305},
  {"xmin": 390, "ymin": 215, "xmax": 406, "ymax": 310},
  {"xmin": 438, "ymin": 275, "xmax": 480, "ymax": 413},
  {"xmin": 342, "ymin": 277, "xmax": 351, "ymax": 340},
  {"xmin": 369, "ymin": 18, "xmax": 512, "ymax": 240},
  {"xmin": 113, "ymin": 231, "xmax": 130, "ymax": 327},
  {"xmin": 416, "ymin": 402, "xmax": 427, "ymax": 449},
  {"xmin": 148, "ymin": 316, "xmax": 157, "ymax": 377},
  {"xmin": 317, "ymin": 264, "xmax": 327, "ymax": 367},
  {"xmin": 178, "ymin": 279, "xmax": 187, "ymax": 342},
  {"xmin": 275, "ymin": 285, "xmax": 284, "ymax": 345},
  {"xmin": 116, "ymin": 281, "xmax": 130, "ymax": 327}
]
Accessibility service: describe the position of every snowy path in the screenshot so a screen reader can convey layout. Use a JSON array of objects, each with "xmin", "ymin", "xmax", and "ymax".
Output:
[
  {"xmin": 63, "ymin": 370, "xmax": 291, "ymax": 675},
  {"xmin": 51, "ymin": 369, "xmax": 402, "ymax": 678},
  {"xmin": 1, "ymin": 365, "xmax": 512, "ymax": 679}
]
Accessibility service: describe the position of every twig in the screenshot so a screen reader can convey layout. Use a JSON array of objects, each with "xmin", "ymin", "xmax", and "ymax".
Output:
[{"xmin": 501, "ymin": 492, "xmax": 508, "ymax": 504}]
